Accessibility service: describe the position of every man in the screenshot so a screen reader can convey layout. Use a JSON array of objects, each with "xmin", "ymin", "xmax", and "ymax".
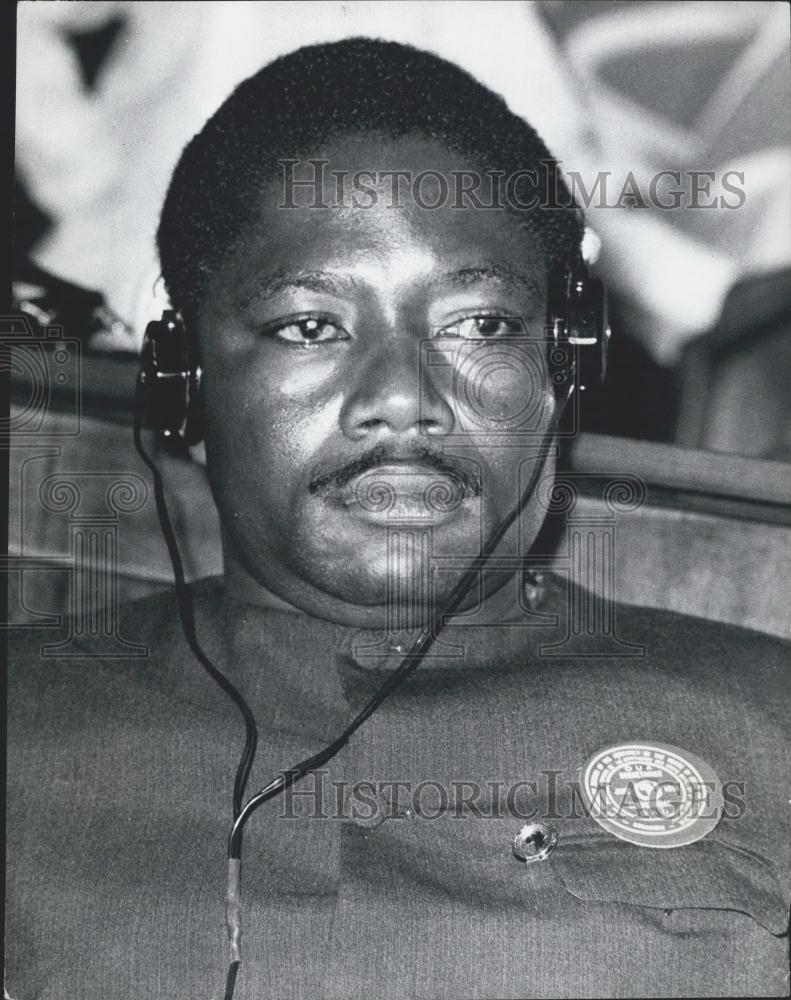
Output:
[{"xmin": 6, "ymin": 39, "xmax": 790, "ymax": 1000}]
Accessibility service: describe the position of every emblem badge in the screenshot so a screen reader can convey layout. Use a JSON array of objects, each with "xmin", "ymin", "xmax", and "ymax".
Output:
[{"xmin": 580, "ymin": 742, "xmax": 723, "ymax": 847}]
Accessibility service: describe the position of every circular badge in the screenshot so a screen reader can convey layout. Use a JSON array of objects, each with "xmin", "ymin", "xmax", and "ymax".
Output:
[{"xmin": 580, "ymin": 742, "xmax": 723, "ymax": 848}]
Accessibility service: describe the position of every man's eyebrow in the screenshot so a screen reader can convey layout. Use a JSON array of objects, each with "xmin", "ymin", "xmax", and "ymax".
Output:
[
  {"xmin": 235, "ymin": 270, "xmax": 358, "ymax": 310},
  {"xmin": 433, "ymin": 264, "xmax": 543, "ymax": 301},
  {"xmin": 235, "ymin": 263, "xmax": 543, "ymax": 310}
]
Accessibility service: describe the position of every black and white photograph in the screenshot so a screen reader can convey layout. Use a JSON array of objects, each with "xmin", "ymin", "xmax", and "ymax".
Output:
[{"xmin": 5, "ymin": 2, "xmax": 791, "ymax": 998}]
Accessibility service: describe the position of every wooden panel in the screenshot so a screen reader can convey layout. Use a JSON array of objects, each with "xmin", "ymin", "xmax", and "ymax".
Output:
[
  {"xmin": 547, "ymin": 498, "xmax": 790, "ymax": 640},
  {"xmin": 7, "ymin": 406, "xmax": 222, "ymax": 627},
  {"xmin": 568, "ymin": 432, "xmax": 791, "ymax": 509}
]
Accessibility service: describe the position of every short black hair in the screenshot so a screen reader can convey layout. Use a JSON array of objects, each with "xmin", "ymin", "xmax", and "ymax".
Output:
[{"xmin": 158, "ymin": 37, "xmax": 583, "ymax": 312}]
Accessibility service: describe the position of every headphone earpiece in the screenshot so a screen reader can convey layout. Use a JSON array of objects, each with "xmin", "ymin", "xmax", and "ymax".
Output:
[
  {"xmin": 137, "ymin": 309, "xmax": 203, "ymax": 453},
  {"xmin": 137, "ymin": 263, "xmax": 609, "ymax": 447},
  {"xmin": 547, "ymin": 261, "xmax": 610, "ymax": 391}
]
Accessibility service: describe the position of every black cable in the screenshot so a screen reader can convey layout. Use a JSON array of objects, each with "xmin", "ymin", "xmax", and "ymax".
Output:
[
  {"xmin": 223, "ymin": 961, "xmax": 239, "ymax": 1000},
  {"xmin": 133, "ymin": 385, "xmax": 258, "ymax": 820}
]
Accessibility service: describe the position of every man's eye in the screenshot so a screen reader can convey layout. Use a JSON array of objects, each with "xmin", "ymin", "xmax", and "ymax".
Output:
[
  {"xmin": 435, "ymin": 316, "xmax": 527, "ymax": 339},
  {"xmin": 272, "ymin": 318, "xmax": 349, "ymax": 344}
]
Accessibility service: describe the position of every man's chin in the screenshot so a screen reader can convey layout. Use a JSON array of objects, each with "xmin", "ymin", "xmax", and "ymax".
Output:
[
  {"xmin": 295, "ymin": 550, "xmax": 480, "ymax": 617},
  {"xmin": 313, "ymin": 495, "xmax": 484, "ymax": 553},
  {"xmin": 294, "ymin": 497, "xmax": 487, "ymax": 606},
  {"xmin": 225, "ymin": 535, "xmax": 501, "ymax": 629}
]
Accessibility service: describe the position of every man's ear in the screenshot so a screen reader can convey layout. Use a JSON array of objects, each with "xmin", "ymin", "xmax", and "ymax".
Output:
[{"xmin": 189, "ymin": 441, "xmax": 207, "ymax": 466}]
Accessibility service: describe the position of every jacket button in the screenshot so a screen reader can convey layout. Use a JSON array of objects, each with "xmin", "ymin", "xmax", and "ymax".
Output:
[{"xmin": 512, "ymin": 823, "xmax": 558, "ymax": 863}]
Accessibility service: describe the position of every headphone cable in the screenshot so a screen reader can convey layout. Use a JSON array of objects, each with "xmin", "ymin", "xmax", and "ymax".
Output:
[{"xmin": 133, "ymin": 385, "xmax": 258, "ymax": 820}]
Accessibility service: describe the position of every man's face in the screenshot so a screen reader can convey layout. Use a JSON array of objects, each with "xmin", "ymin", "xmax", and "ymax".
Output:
[{"xmin": 196, "ymin": 134, "xmax": 556, "ymax": 626}]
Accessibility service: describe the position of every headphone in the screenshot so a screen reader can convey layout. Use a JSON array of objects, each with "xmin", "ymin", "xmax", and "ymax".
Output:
[{"xmin": 137, "ymin": 260, "xmax": 609, "ymax": 451}]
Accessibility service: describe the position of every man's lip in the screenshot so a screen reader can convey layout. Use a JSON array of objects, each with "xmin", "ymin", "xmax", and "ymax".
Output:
[
  {"xmin": 325, "ymin": 463, "xmax": 475, "ymax": 518},
  {"xmin": 339, "ymin": 464, "xmax": 463, "ymax": 497}
]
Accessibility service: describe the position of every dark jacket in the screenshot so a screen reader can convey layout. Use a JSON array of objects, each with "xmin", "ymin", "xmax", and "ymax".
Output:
[{"xmin": 6, "ymin": 575, "xmax": 790, "ymax": 998}]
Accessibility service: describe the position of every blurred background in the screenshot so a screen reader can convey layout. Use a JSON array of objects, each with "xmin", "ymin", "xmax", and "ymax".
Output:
[{"xmin": 7, "ymin": 1, "xmax": 791, "ymax": 639}]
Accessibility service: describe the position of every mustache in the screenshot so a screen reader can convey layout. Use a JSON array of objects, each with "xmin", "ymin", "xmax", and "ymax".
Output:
[{"xmin": 308, "ymin": 442, "xmax": 481, "ymax": 497}]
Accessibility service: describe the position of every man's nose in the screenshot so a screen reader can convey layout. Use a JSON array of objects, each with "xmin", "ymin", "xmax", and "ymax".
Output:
[{"xmin": 339, "ymin": 334, "xmax": 456, "ymax": 441}]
